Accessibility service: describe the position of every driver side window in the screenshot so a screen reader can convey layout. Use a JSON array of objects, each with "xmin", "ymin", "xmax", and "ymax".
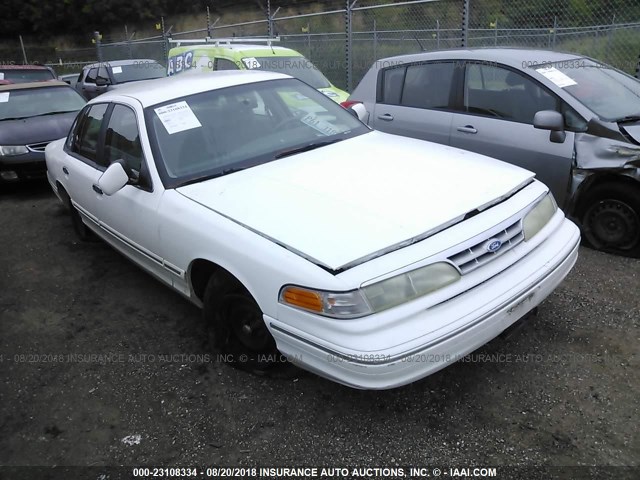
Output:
[
  {"xmin": 104, "ymin": 105, "xmax": 144, "ymax": 178},
  {"xmin": 464, "ymin": 64, "xmax": 558, "ymax": 124},
  {"xmin": 85, "ymin": 68, "xmax": 98, "ymax": 84}
]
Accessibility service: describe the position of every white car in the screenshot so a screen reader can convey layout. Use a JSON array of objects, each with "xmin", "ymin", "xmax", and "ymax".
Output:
[{"xmin": 46, "ymin": 71, "xmax": 580, "ymax": 389}]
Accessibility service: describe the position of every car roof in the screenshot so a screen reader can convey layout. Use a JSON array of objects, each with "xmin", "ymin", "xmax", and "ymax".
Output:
[
  {"xmin": 170, "ymin": 44, "xmax": 301, "ymax": 56},
  {"xmin": 83, "ymin": 59, "xmax": 161, "ymax": 69},
  {"xmin": 0, "ymin": 64, "xmax": 52, "ymax": 70},
  {"xmin": 0, "ymin": 80, "xmax": 69, "ymax": 91},
  {"xmin": 377, "ymin": 47, "xmax": 586, "ymax": 68},
  {"xmin": 94, "ymin": 70, "xmax": 291, "ymax": 107}
]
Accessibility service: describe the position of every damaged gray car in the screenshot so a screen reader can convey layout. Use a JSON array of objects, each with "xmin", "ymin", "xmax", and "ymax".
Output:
[{"xmin": 347, "ymin": 48, "xmax": 640, "ymax": 257}]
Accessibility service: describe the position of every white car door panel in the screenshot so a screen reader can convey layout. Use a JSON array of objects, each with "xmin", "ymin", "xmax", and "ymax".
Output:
[{"xmin": 90, "ymin": 104, "xmax": 171, "ymax": 285}]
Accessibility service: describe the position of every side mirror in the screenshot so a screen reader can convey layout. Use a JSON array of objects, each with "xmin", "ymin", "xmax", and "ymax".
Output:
[
  {"xmin": 533, "ymin": 110, "xmax": 566, "ymax": 143},
  {"xmin": 95, "ymin": 77, "xmax": 110, "ymax": 87},
  {"xmin": 98, "ymin": 162, "xmax": 129, "ymax": 195}
]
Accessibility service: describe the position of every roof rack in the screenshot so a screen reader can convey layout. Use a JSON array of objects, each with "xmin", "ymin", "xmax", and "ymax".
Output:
[{"xmin": 168, "ymin": 36, "xmax": 280, "ymax": 47}]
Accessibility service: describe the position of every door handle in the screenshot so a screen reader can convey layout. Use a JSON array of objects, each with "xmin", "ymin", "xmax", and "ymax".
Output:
[
  {"xmin": 457, "ymin": 125, "xmax": 478, "ymax": 134},
  {"xmin": 92, "ymin": 184, "xmax": 103, "ymax": 195},
  {"xmin": 377, "ymin": 113, "xmax": 394, "ymax": 121},
  {"xmin": 62, "ymin": 166, "xmax": 69, "ymax": 175}
]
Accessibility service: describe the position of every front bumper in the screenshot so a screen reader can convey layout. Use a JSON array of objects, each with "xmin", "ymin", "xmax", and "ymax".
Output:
[
  {"xmin": 0, "ymin": 153, "xmax": 46, "ymax": 182},
  {"xmin": 269, "ymin": 217, "xmax": 580, "ymax": 389}
]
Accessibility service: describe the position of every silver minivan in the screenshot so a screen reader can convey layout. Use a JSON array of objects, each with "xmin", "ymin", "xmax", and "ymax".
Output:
[{"xmin": 347, "ymin": 48, "xmax": 640, "ymax": 257}]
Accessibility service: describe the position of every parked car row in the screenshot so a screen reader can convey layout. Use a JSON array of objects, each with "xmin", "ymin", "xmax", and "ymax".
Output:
[{"xmin": 4, "ymin": 41, "xmax": 640, "ymax": 388}]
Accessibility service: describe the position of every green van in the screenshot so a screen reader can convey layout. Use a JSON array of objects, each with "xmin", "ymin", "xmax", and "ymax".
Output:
[{"xmin": 166, "ymin": 40, "xmax": 349, "ymax": 103}]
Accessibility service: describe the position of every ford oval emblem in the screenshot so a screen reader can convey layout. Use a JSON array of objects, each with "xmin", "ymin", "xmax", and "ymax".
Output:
[{"xmin": 485, "ymin": 238, "xmax": 503, "ymax": 253}]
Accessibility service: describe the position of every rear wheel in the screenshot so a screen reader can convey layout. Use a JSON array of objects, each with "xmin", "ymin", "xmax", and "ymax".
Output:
[
  {"xmin": 580, "ymin": 183, "xmax": 640, "ymax": 257},
  {"xmin": 58, "ymin": 185, "xmax": 92, "ymax": 241},
  {"xmin": 70, "ymin": 203, "xmax": 92, "ymax": 241},
  {"xmin": 203, "ymin": 270, "xmax": 284, "ymax": 373}
]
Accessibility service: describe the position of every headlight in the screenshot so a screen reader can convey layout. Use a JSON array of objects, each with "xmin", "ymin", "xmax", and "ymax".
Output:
[
  {"xmin": 363, "ymin": 262, "xmax": 460, "ymax": 312},
  {"xmin": 0, "ymin": 145, "xmax": 29, "ymax": 156},
  {"xmin": 523, "ymin": 193, "xmax": 557, "ymax": 240},
  {"xmin": 279, "ymin": 262, "xmax": 460, "ymax": 319}
]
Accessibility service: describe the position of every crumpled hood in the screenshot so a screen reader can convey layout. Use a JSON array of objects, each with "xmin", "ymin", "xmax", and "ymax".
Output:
[
  {"xmin": 621, "ymin": 123, "xmax": 640, "ymax": 145},
  {"xmin": 177, "ymin": 131, "xmax": 534, "ymax": 270}
]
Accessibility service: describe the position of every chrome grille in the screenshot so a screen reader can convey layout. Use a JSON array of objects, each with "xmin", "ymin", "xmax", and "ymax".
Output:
[
  {"xmin": 449, "ymin": 220, "xmax": 524, "ymax": 274},
  {"xmin": 27, "ymin": 141, "xmax": 50, "ymax": 152}
]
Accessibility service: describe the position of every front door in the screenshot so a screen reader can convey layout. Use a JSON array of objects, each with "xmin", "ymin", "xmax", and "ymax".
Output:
[{"xmin": 449, "ymin": 63, "xmax": 574, "ymax": 206}]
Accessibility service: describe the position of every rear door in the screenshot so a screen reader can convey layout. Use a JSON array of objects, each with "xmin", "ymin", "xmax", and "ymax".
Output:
[
  {"xmin": 449, "ymin": 62, "xmax": 574, "ymax": 206},
  {"xmin": 370, "ymin": 61, "xmax": 457, "ymax": 146}
]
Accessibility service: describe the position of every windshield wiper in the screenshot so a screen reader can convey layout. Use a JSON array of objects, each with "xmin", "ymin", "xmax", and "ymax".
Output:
[
  {"xmin": 615, "ymin": 114, "xmax": 640, "ymax": 124},
  {"xmin": 2, "ymin": 111, "xmax": 78, "ymax": 121},
  {"xmin": 275, "ymin": 138, "xmax": 344, "ymax": 159},
  {"xmin": 37, "ymin": 110, "xmax": 79, "ymax": 116},
  {"xmin": 178, "ymin": 167, "xmax": 246, "ymax": 188}
]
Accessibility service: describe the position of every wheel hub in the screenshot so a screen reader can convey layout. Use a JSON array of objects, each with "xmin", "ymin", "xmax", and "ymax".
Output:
[
  {"xmin": 587, "ymin": 199, "xmax": 639, "ymax": 250},
  {"xmin": 224, "ymin": 294, "xmax": 271, "ymax": 351}
]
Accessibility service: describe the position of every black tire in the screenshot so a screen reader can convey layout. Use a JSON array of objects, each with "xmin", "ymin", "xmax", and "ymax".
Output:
[
  {"xmin": 70, "ymin": 204, "xmax": 93, "ymax": 241},
  {"xmin": 58, "ymin": 185, "xmax": 93, "ymax": 242},
  {"xmin": 580, "ymin": 183, "xmax": 640, "ymax": 257},
  {"xmin": 203, "ymin": 270, "xmax": 284, "ymax": 373}
]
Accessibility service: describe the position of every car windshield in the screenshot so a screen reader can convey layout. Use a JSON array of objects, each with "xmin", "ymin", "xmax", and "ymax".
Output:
[
  {"xmin": 244, "ymin": 56, "xmax": 332, "ymax": 89},
  {"xmin": 547, "ymin": 60, "xmax": 640, "ymax": 122},
  {"xmin": 109, "ymin": 62, "xmax": 166, "ymax": 84},
  {"xmin": 0, "ymin": 86, "xmax": 86, "ymax": 121},
  {"xmin": 146, "ymin": 78, "xmax": 368, "ymax": 188}
]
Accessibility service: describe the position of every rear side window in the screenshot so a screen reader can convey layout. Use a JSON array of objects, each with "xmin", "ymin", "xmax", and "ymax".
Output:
[
  {"xmin": 216, "ymin": 58, "xmax": 240, "ymax": 71},
  {"xmin": 381, "ymin": 62, "xmax": 455, "ymax": 110},
  {"xmin": 402, "ymin": 63, "xmax": 455, "ymax": 109},
  {"xmin": 72, "ymin": 103, "xmax": 108, "ymax": 165},
  {"xmin": 381, "ymin": 67, "xmax": 406, "ymax": 105}
]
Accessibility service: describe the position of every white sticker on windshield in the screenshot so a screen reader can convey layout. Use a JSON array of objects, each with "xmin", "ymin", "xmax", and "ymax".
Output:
[
  {"xmin": 154, "ymin": 101, "xmax": 202, "ymax": 135},
  {"xmin": 242, "ymin": 57, "xmax": 261, "ymax": 69},
  {"xmin": 300, "ymin": 113, "xmax": 340, "ymax": 136},
  {"xmin": 112, "ymin": 66, "xmax": 123, "ymax": 74},
  {"xmin": 536, "ymin": 66, "xmax": 577, "ymax": 88},
  {"xmin": 0, "ymin": 92, "xmax": 9, "ymax": 103},
  {"xmin": 0, "ymin": 73, "xmax": 4, "ymax": 80}
]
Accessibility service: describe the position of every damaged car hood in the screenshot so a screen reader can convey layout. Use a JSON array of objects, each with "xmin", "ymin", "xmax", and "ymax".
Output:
[{"xmin": 176, "ymin": 131, "xmax": 534, "ymax": 271}]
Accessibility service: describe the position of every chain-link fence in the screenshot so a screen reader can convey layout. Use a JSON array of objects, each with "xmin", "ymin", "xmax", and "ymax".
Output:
[
  {"xmin": 6, "ymin": 0, "xmax": 640, "ymax": 90},
  {"xmin": 466, "ymin": 0, "xmax": 640, "ymax": 73}
]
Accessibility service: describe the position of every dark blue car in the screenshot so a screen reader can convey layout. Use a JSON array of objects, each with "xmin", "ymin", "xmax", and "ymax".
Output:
[{"xmin": 0, "ymin": 81, "xmax": 86, "ymax": 183}]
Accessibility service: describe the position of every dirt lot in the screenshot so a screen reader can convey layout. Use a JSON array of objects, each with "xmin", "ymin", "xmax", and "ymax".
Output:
[{"xmin": 1, "ymin": 182, "xmax": 638, "ymax": 478}]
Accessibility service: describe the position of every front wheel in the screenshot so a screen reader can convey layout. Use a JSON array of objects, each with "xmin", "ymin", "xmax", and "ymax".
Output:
[
  {"xmin": 580, "ymin": 183, "xmax": 640, "ymax": 257},
  {"xmin": 203, "ymin": 270, "xmax": 283, "ymax": 373}
]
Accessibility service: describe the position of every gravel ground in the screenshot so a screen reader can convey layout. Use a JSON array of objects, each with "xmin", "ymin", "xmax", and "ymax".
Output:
[{"xmin": 1, "ymin": 182, "xmax": 638, "ymax": 479}]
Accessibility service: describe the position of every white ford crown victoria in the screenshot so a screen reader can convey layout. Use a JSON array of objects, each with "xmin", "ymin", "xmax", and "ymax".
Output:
[{"xmin": 46, "ymin": 71, "xmax": 580, "ymax": 389}]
